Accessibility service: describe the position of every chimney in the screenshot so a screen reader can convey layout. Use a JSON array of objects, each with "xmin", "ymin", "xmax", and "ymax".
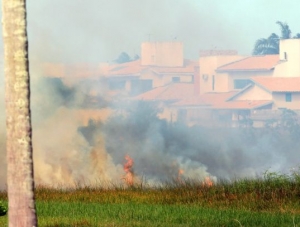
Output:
[{"xmin": 194, "ymin": 66, "xmax": 200, "ymax": 95}]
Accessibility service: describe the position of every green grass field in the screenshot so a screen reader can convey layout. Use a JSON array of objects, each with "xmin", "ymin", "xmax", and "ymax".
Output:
[{"xmin": 1, "ymin": 172, "xmax": 300, "ymax": 226}]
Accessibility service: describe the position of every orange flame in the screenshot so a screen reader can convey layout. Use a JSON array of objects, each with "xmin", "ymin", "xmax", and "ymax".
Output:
[
  {"xmin": 177, "ymin": 168, "xmax": 184, "ymax": 183},
  {"xmin": 203, "ymin": 176, "xmax": 213, "ymax": 187},
  {"xmin": 123, "ymin": 154, "xmax": 134, "ymax": 186}
]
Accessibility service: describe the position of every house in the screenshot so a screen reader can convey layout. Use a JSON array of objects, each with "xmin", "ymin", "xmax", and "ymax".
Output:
[
  {"xmin": 135, "ymin": 39, "xmax": 300, "ymax": 127},
  {"xmin": 42, "ymin": 42, "xmax": 197, "ymax": 97},
  {"xmin": 104, "ymin": 42, "xmax": 197, "ymax": 96},
  {"xmin": 41, "ymin": 39, "xmax": 300, "ymax": 127},
  {"xmin": 105, "ymin": 58, "xmax": 197, "ymax": 96},
  {"xmin": 132, "ymin": 83, "xmax": 196, "ymax": 121},
  {"xmin": 174, "ymin": 39, "xmax": 300, "ymax": 127}
]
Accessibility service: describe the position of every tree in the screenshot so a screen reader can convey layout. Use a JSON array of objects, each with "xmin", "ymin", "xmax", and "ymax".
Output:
[
  {"xmin": 133, "ymin": 54, "xmax": 140, "ymax": 61},
  {"xmin": 293, "ymin": 33, "xmax": 300, "ymax": 39},
  {"xmin": 276, "ymin": 21, "xmax": 291, "ymax": 39},
  {"xmin": 252, "ymin": 21, "xmax": 298, "ymax": 55},
  {"xmin": 114, "ymin": 52, "xmax": 132, "ymax": 64},
  {"xmin": 2, "ymin": 0, "xmax": 38, "ymax": 226},
  {"xmin": 253, "ymin": 33, "xmax": 279, "ymax": 55}
]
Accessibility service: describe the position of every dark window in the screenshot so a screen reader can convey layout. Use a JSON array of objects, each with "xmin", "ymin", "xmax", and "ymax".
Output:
[
  {"xmin": 284, "ymin": 52, "xmax": 288, "ymax": 60},
  {"xmin": 172, "ymin": 77, "xmax": 180, "ymax": 83},
  {"xmin": 109, "ymin": 80, "xmax": 126, "ymax": 90},
  {"xmin": 131, "ymin": 79, "xmax": 153, "ymax": 95},
  {"xmin": 285, "ymin": 93, "xmax": 292, "ymax": 102},
  {"xmin": 212, "ymin": 75, "xmax": 215, "ymax": 91},
  {"xmin": 234, "ymin": 79, "xmax": 252, "ymax": 89},
  {"xmin": 178, "ymin": 109, "xmax": 187, "ymax": 122}
]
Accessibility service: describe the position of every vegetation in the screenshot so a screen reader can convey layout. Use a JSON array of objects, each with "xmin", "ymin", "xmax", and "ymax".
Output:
[
  {"xmin": 78, "ymin": 102, "xmax": 300, "ymax": 182},
  {"xmin": 253, "ymin": 21, "xmax": 300, "ymax": 55},
  {"xmin": 1, "ymin": 172, "xmax": 300, "ymax": 226},
  {"xmin": 0, "ymin": 201, "xmax": 7, "ymax": 216},
  {"xmin": 114, "ymin": 52, "xmax": 140, "ymax": 64}
]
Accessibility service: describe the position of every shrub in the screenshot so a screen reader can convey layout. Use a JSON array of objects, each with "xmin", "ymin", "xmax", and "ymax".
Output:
[{"xmin": 0, "ymin": 201, "xmax": 7, "ymax": 216}]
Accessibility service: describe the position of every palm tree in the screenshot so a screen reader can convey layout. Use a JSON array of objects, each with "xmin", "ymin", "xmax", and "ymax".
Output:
[
  {"xmin": 276, "ymin": 21, "xmax": 291, "ymax": 39},
  {"xmin": 252, "ymin": 33, "xmax": 279, "ymax": 55},
  {"xmin": 2, "ymin": 0, "xmax": 38, "ymax": 226},
  {"xmin": 252, "ymin": 21, "xmax": 297, "ymax": 55},
  {"xmin": 293, "ymin": 33, "xmax": 300, "ymax": 39}
]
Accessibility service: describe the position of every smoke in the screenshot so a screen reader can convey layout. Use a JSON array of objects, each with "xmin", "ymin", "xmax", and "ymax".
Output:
[
  {"xmin": 0, "ymin": 68, "xmax": 300, "ymax": 189},
  {"xmin": 32, "ymin": 107, "xmax": 123, "ymax": 187},
  {"xmin": 26, "ymin": 0, "xmax": 283, "ymax": 63},
  {"xmin": 1, "ymin": 1, "xmax": 300, "ymax": 190}
]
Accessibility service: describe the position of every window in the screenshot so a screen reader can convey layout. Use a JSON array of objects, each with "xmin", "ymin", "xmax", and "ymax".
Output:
[
  {"xmin": 233, "ymin": 79, "xmax": 252, "ymax": 89},
  {"xmin": 172, "ymin": 77, "xmax": 180, "ymax": 83},
  {"xmin": 212, "ymin": 75, "xmax": 215, "ymax": 91},
  {"xmin": 285, "ymin": 93, "xmax": 292, "ymax": 102},
  {"xmin": 131, "ymin": 79, "xmax": 153, "ymax": 95},
  {"xmin": 151, "ymin": 55, "xmax": 155, "ymax": 62},
  {"xmin": 284, "ymin": 52, "xmax": 288, "ymax": 60},
  {"xmin": 109, "ymin": 80, "xmax": 126, "ymax": 90}
]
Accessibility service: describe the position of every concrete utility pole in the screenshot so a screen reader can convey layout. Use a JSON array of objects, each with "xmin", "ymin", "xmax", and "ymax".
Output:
[{"xmin": 2, "ymin": 0, "xmax": 38, "ymax": 226}]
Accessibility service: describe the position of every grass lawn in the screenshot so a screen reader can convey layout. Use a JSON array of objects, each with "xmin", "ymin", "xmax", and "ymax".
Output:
[
  {"xmin": 1, "ymin": 173, "xmax": 300, "ymax": 226},
  {"xmin": 1, "ymin": 201, "xmax": 300, "ymax": 227}
]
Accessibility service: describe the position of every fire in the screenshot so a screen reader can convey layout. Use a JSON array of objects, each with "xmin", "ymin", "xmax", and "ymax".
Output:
[
  {"xmin": 203, "ymin": 176, "xmax": 213, "ymax": 187},
  {"xmin": 177, "ymin": 168, "xmax": 184, "ymax": 183},
  {"xmin": 123, "ymin": 154, "xmax": 134, "ymax": 186}
]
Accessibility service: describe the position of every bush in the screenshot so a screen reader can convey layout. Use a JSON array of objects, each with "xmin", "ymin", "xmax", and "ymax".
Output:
[{"xmin": 0, "ymin": 201, "xmax": 7, "ymax": 216}]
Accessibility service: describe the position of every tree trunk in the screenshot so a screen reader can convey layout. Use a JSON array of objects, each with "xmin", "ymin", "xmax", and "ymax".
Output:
[{"xmin": 2, "ymin": 0, "xmax": 38, "ymax": 226}]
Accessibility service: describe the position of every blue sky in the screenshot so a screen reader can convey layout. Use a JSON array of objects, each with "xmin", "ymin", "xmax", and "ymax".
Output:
[{"xmin": 2, "ymin": 0, "xmax": 300, "ymax": 63}]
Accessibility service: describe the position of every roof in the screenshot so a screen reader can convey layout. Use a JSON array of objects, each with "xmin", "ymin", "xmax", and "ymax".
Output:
[
  {"xmin": 217, "ymin": 55, "xmax": 279, "ymax": 72},
  {"xmin": 107, "ymin": 60, "xmax": 144, "ymax": 76},
  {"xmin": 42, "ymin": 58, "xmax": 198, "ymax": 79},
  {"xmin": 106, "ymin": 59, "xmax": 197, "ymax": 77},
  {"xmin": 133, "ymin": 83, "xmax": 195, "ymax": 102},
  {"xmin": 173, "ymin": 91, "xmax": 272, "ymax": 110},
  {"xmin": 43, "ymin": 63, "xmax": 109, "ymax": 78},
  {"xmin": 252, "ymin": 77, "xmax": 300, "ymax": 92},
  {"xmin": 150, "ymin": 59, "xmax": 198, "ymax": 74},
  {"xmin": 213, "ymin": 100, "xmax": 273, "ymax": 110},
  {"xmin": 173, "ymin": 91, "xmax": 236, "ymax": 107}
]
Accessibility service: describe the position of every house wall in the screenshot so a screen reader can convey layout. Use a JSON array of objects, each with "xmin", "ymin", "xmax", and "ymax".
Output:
[
  {"xmin": 160, "ymin": 73, "xmax": 193, "ymax": 85},
  {"xmin": 227, "ymin": 71, "xmax": 273, "ymax": 90},
  {"xmin": 235, "ymin": 85, "xmax": 272, "ymax": 101},
  {"xmin": 140, "ymin": 70, "xmax": 193, "ymax": 88},
  {"xmin": 199, "ymin": 55, "xmax": 244, "ymax": 94},
  {"xmin": 140, "ymin": 70, "xmax": 163, "ymax": 87},
  {"xmin": 274, "ymin": 39, "xmax": 300, "ymax": 77},
  {"xmin": 141, "ymin": 42, "xmax": 183, "ymax": 67},
  {"xmin": 159, "ymin": 106, "xmax": 177, "ymax": 122},
  {"xmin": 272, "ymin": 92, "xmax": 300, "ymax": 110}
]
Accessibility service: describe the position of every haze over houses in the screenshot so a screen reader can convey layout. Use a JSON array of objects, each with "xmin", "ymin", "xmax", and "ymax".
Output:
[{"xmin": 43, "ymin": 39, "xmax": 300, "ymax": 127}]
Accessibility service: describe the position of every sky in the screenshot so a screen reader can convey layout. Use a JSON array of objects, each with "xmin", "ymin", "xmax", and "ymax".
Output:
[
  {"xmin": 2, "ymin": 0, "xmax": 300, "ymax": 63},
  {"xmin": 1, "ymin": 0, "xmax": 300, "ymax": 187}
]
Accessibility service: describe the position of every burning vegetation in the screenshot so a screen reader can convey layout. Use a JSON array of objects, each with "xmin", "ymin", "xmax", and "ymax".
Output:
[
  {"xmin": 123, "ymin": 154, "xmax": 135, "ymax": 186},
  {"xmin": 0, "ymin": 76, "xmax": 300, "ymax": 190}
]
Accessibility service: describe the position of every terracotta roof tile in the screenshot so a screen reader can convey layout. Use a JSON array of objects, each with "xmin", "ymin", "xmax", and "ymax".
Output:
[
  {"xmin": 133, "ymin": 83, "xmax": 195, "ymax": 101},
  {"xmin": 200, "ymin": 91, "xmax": 238, "ymax": 105},
  {"xmin": 107, "ymin": 59, "xmax": 197, "ymax": 77},
  {"xmin": 252, "ymin": 77, "xmax": 300, "ymax": 92},
  {"xmin": 107, "ymin": 60, "xmax": 144, "ymax": 76},
  {"xmin": 172, "ymin": 92, "xmax": 236, "ymax": 107},
  {"xmin": 43, "ymin": 59, "xmax": 198, "ymax": 79},
  {"xmin": 43, "ymin": 63, "xmax": 108, "ymax": 78},
  {"xmin": 173, "ymin": 96, "xmax": 210, "ymax": 106},
  {"xmin": 213, "ymin": 100, "xmax": 273, "ymax": 110},
  {"xmin": 150, "ymin": 59, "xmax": 198, "ymax": 74},
  {"xmin": 173, "ymin": 91, "xmax": 272, "ymax": 110},
  {"xmin": 217, "ymin": 55, "xmax": 279, "ymax": 71}
]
